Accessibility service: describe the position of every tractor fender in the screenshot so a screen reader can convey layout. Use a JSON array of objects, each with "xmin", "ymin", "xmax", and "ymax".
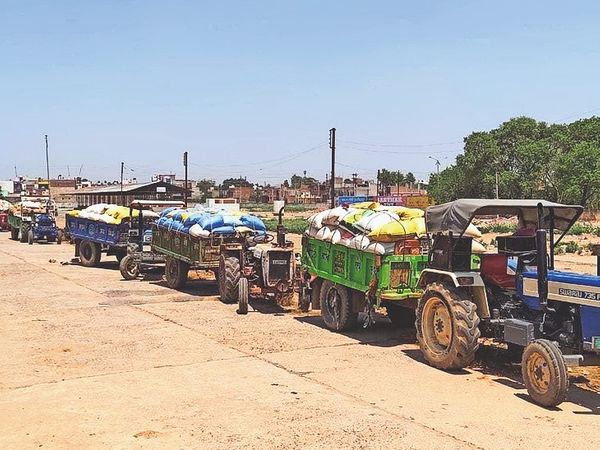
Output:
[{"xmin": 418, "ymin": 268, "xmax": 490, "ymax": 319}]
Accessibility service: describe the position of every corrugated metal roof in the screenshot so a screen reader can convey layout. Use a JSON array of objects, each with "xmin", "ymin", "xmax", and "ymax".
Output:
[{"xmin": 67, "ymin": 181, "xmax": 184, "ymax": 195}]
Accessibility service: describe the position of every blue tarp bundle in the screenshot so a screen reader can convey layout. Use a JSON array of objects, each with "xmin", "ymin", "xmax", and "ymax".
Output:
[{"xmin": 156, "ymin": 207, "xmax": 266, "ymax": 237}]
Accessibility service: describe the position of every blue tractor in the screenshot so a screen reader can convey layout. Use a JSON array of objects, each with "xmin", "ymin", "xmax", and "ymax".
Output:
[
  {"xmin": 416, "ymin": 199, "xmax": 600, "ymax": 407},
  {"xmin": 27, "ymin": 213, "xmax": 62, "ymax": 245}
]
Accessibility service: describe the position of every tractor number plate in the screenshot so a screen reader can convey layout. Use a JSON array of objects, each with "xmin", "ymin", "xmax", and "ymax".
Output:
[{"xmin": 272, "ymin": 260, "xmax": 287, "ymax": 265}]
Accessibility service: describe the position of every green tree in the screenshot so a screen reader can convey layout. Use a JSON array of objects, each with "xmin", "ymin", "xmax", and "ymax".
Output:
[{"xmin": 555, "ymin": 142, "xmax": 600, "ymax": 206}]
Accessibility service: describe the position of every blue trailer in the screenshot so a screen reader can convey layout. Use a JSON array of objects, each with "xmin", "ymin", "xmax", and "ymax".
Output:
[
  {"xmin": 417, "ymin": 199, "xmax": 600, "ymax": 407},
  {"xmin": 65, "ymin": 215, "xmax": 131, "ymax": 267}
]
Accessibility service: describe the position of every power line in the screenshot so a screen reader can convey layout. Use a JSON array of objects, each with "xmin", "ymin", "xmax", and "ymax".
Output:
[{"xmin": 338, "ymin": 138, "xmax": 462, "ymax": 148}]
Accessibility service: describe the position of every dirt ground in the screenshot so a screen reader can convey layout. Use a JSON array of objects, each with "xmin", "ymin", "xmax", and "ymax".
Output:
[{"xmin": 1, "ymin": 233, "xmax": 600, "ymax": 449}]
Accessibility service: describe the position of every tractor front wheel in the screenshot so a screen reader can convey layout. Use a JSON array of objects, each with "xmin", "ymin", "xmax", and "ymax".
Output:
[
  {"xmin": 237, "ymin": 278, "xmax": 249, "ymax": 315},
  {"xmin": 319, "ymin": 280, "xmax": 357, "ymax": 331},
  {"xmin": 119, "ymin": 255, "xmax": 140, "ymax": 281},
  {"xmin": 164, "ymin": 257, "xmax": 189, "ymax": 289},
  {"xmin": 219, "ymin": 256, "xmax": 241, "ymax": 304},
  {"xmin": 522, "ymin": 339, "xmax": 568, "ymax": 407},
  {"xmin": 416, "ymin": 282, "xmax": 480, "ymax": 370}
]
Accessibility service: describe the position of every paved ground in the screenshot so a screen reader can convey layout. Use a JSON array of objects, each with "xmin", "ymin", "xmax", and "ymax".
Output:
[{"xmin": 1, "ymin": 234, "xmax": 599, "ymax": 449}]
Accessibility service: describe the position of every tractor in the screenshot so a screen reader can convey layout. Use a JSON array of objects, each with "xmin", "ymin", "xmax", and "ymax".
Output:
[
  {"xmin": 219, "ymin": 205, "xmax": 296, "ymax": 314},
  {"xmin": 416, "ymin": 199, "xmax": 600, "ymax": 407},
  {"xmin": 27, "ymin": 213, "xmax": 62, "ymax": 244},
  {"xmin": 119, "ymin": 200, "xmax": 185, "ymax": 280}
]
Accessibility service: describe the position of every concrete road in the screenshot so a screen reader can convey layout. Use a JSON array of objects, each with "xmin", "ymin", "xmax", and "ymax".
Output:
[{"xmin": 0, "ymin": 234, "xmax": 598, "ymax": 449}]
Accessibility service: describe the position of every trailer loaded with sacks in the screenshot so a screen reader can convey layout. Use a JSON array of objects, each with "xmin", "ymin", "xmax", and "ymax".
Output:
[{"xmin": 65, "ymin": 204, "xmax": 157, "ymax": 267}]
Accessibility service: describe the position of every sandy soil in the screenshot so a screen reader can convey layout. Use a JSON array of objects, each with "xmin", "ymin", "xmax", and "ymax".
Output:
[{"xmin": 1, "ymin": 232, "xmax": 600, "ymax": 449}]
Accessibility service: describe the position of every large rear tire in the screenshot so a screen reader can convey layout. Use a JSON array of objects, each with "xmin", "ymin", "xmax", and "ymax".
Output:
[
  {"xmin": 164, "ymin": 257, "xmax": 189, "ymax": 289},
  {"xmin": 320, "ymin": 280, "xmax": 358, "ymax": 331},
  {"xmin": 119, "ymin": 255, "xmax": 140, "ymax": 281},
  {"xmin": 416, "ymin": 282, "xmax": 480, "ymax": 370},
  {"xmin": 79, "ymin": 240, "xmax": 101, "ymax": 267},
  {"xmin": 237, "ymin": 278, "xmax": 249, "ymax": 315},
  {"xmin": 219, "ymin": 255, "xmax": 241, "ymax": 304},
  {"xmin": 522, "ymin": 339, "xmax": 568, "ymax": 407}
]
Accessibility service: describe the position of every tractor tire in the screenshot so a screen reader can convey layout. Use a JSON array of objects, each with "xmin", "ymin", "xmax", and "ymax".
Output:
[
  {"xmin": 10, "ymin": 227, "xmax": 18, "ymax": 240},
  {"xmin": 386, "ymin": 303, "xmax": 416, "ymax": 328},
  {"xmin": 164, "ymin": 257, "xmax": 189, "ymax": 289},
  {"xmin": 28, "ymin": 230, "xmax": 34, "ymax": 245},
  {"xmin": 56, "ymin": 231, "xmax": 62, "ymax": 245},
  {"xmin": 119, "ymin": 255, "xmax": 140, "ymax": 281},
  {"xmin": 522, "ymin": 339, "xmax": 569, "ymax": 407},
  {"xmin": 218, "ymin": 255, "xmax": 241, "ymax": 304},
  {"xmin": 19, "ymin": 227, "xmax": 28, "ymax": 243},
  {"xmin": 319, "ymin": 280, "xmax": 358, "ymax": 331},
  {"xmin": 416, "ymin": 282, "xmax": 480, "ymax": 370},
  {"xmin": 79, "ymin": 240, "xmax": 101, "ymax": 267},
  {"xmin": 237, "ymin": 278, "xmax": 249, "ymax": 315}
]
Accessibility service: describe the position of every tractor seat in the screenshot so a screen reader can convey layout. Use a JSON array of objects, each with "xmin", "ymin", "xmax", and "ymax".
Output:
[{"xmin": 480, "ymin": 254, "xmax": 516, "ymax": 289}]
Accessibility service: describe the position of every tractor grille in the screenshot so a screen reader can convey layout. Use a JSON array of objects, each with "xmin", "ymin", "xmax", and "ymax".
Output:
[
  {"xmin": 390, "ymin": 261, "xmax": 411, "ymax": 289},
  {"xmin": 268, "ymin": 251, "xmax": 291, "ymax": 283}
]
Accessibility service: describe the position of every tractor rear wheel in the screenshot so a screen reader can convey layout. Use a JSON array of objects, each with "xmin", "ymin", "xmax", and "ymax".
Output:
[
  {"xmin": 219, "ymin": 256, "xmax": 241, "ymax": 304},
  {"xmin": 79, "ymin": 240, "xmax": 101, "ymax": 267},
  {"xmin": 164, "ymin": 257, "xmax": 189, "ymax": 289},
  {"xmin": 320, "ymin": 280, "xmax": 357, "ymax": 331},
  {"xmin": 522, "ymin": 339, "xmax": 568, "ymax": 407},
  {"xmin": 386, "ymin": 303, "xmax": 416, "ymax": 328},
  {"xmin": 119, "ymin": 255, "xmax": 140, "ymax": 281},
  {"xmin": 237, "ymin": 278, "xmax": 249, "ymax": 315},
  {"xmin": 416, "ymin": 282, "xmax": 480, "ymax": 370}
]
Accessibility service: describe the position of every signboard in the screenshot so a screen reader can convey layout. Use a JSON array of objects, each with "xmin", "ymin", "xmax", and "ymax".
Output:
[
  {"xmin": 378, "ymin": 196, "xmax": 405, "ymax": 206},
  {"xmin": 156, "ymin": 186, "xmax": 167, "ymax": 193},
  {"xmin": 405, "ymin": 195, "xmax": 432, "ymax": 208},
  {"xmin": 336, "ymin": 195, "xmax": 370, "ymax": 205}
]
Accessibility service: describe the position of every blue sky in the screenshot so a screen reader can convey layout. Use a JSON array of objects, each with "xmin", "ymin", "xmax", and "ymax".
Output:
[{"xmin": 1, "ymin": 0, "xmax": 600, "ymax": 184}]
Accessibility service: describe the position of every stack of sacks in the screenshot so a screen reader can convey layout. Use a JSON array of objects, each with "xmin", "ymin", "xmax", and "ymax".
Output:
[
  {"xmin": 306, "ymin": 202, "xmax": 484, "ymax": 256},
  {"xmin": 156, "ymin": 207, "xmax": 266, "ymax": 238},
  {"xmin": 67, "ymin": 204, "xmax": 159, "ymax": 225}
]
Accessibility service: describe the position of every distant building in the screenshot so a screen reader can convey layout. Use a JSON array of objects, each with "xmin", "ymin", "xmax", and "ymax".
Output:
[
  {"xmin": 67, "ymin": 181, "xmax": 187, "ymax": 208},
  {"xmin": 152, "ymin": 173, "xmax": 177, "ymax": 184}
]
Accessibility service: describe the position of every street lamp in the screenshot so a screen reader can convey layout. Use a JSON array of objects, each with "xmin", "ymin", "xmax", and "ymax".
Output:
[{"xmin": 428, "ymin": 156, "xmax": 441, "ymax": 174}]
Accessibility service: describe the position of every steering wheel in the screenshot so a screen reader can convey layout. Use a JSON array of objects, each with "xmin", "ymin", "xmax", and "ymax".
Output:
[{"xmin": 250, "ymin": 233, "xmax": 274, "ymax": 245}]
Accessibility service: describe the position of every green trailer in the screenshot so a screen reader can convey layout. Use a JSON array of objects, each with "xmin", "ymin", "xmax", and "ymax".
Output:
[
  {"xmin": 300, "ymin": 235, "xmax": 428, "ymax": 331},
  {"xmin": 150, "ymin": 225, "xmax": 239, "ymax": 289},
  {"xmin": 8, "ymin": 213, "xmax": 31, "ymax": 242}
]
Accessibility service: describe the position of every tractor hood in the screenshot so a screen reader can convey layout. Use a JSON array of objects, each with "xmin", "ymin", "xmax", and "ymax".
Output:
[{"xmin": 426, "ymin": 199, "xmax": 583, "ymax": 235}]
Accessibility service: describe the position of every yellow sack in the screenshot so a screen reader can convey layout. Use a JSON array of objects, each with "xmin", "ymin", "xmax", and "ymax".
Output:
[
  {"xmin": 350, "ymin": 201, "xmax": 380, "ymax": 210},
  {"xmin": 341, "ymin": 209, "xmax": 374, "ymax": 225},
  {"xmin": 380, "ymin": 206, "xmax": 424, "ymax": 219},
  {"xmin": 368, "ymin": 217, "xmax": 426, "ymax": 242},
  {"xmin": 67, "ymin": 210, "xmax": 80, "ymax": 217}
]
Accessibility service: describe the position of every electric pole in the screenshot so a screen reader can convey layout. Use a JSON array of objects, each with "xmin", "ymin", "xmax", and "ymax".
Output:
[
  {"xmin": 45, "ymin": 135, "xmax": 51, "ymax": 204},
  {"xmin": 329, "ymin": 128, "xmax": 336, "ymax": 208},
  {"xmin": 183, "ymin": 151, "xmax": 188, "ymax": 208},
  {"xmin": 120, "ymin": 161, "xmax": 124, "ymax": 197},
  {"xmin": 428, "ymin": 156, "xmax": 441, "ymax": 174}
]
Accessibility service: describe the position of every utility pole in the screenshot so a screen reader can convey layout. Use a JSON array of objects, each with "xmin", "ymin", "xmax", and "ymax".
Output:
[
  {"xmin": 120, "ymin": 161, "xmax": 124, "ymax": 198},
  {"xmin": 396, "ymin": 170, "xmax": 401, "ymax": 196},
  {"xmin": 45, "ymin": 135, "xmax": 51, "ymax": 205},
  {"xmin": 329, "ymin": 128, "xmax": 336, "ymax": 208},
  {"xmin": 183, "ymin": 151, "xmax": 188, "ymax": 208},
  {"xmin": 495, "ymin": 169, "xmax": 499, "ymax": 199},
  {"xmin": 428, "ymin": 156, "xmax": 441, "ymax": 175},
  {"xmin": 14, "ymin": 166, "xmax": 18, "ymax": 178},
  {"xmin": 352, "ymin": 172, "xmax": 358, "ymax": 196}
]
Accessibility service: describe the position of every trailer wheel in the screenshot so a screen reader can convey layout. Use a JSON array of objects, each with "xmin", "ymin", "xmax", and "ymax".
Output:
[
  {"xmin": 219, "ymin": 256, "xmax": 241, "ymax": 304},
  {"xmin": 79, "ymin": 240, "xmax": 101, "ymax": 267},
  {"xmin": 119, "ymin": 255, "xmax": 140, "ymax": 281},
  {"xmin": 56, "ymin": 231, "xmax": 62, "ymax": 245},
  {"xmin": 416, "ymin": 282, "xmax": 480, "ymax": 370},
  {"xmin": 237, "ymin": 278, "xmax": 249, "ymax": 315},
  {"xmin": 19, "ymin": 227, "xmax": 28, "ymax": 243},
  {"xmin": 320, "ymin": 280, "xmax": 357, "ymax": 331},
  {"xmin": 10, "ymin": 227, "xmax": 18, "ymax": 240},
  {"xmin": 522, "ymin": 339, "xmax": 568, "ymax": 407},
  {"xmin": 165, "ymin": 257, "xmax": 189, "ymax": 289},
  {"xmin": 28, "ymin": 230, "xmax": 34, "ymax": 245},
  {"xmin": 386, "ymin": 303, "xmax": 416, "ymax": 328}
]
